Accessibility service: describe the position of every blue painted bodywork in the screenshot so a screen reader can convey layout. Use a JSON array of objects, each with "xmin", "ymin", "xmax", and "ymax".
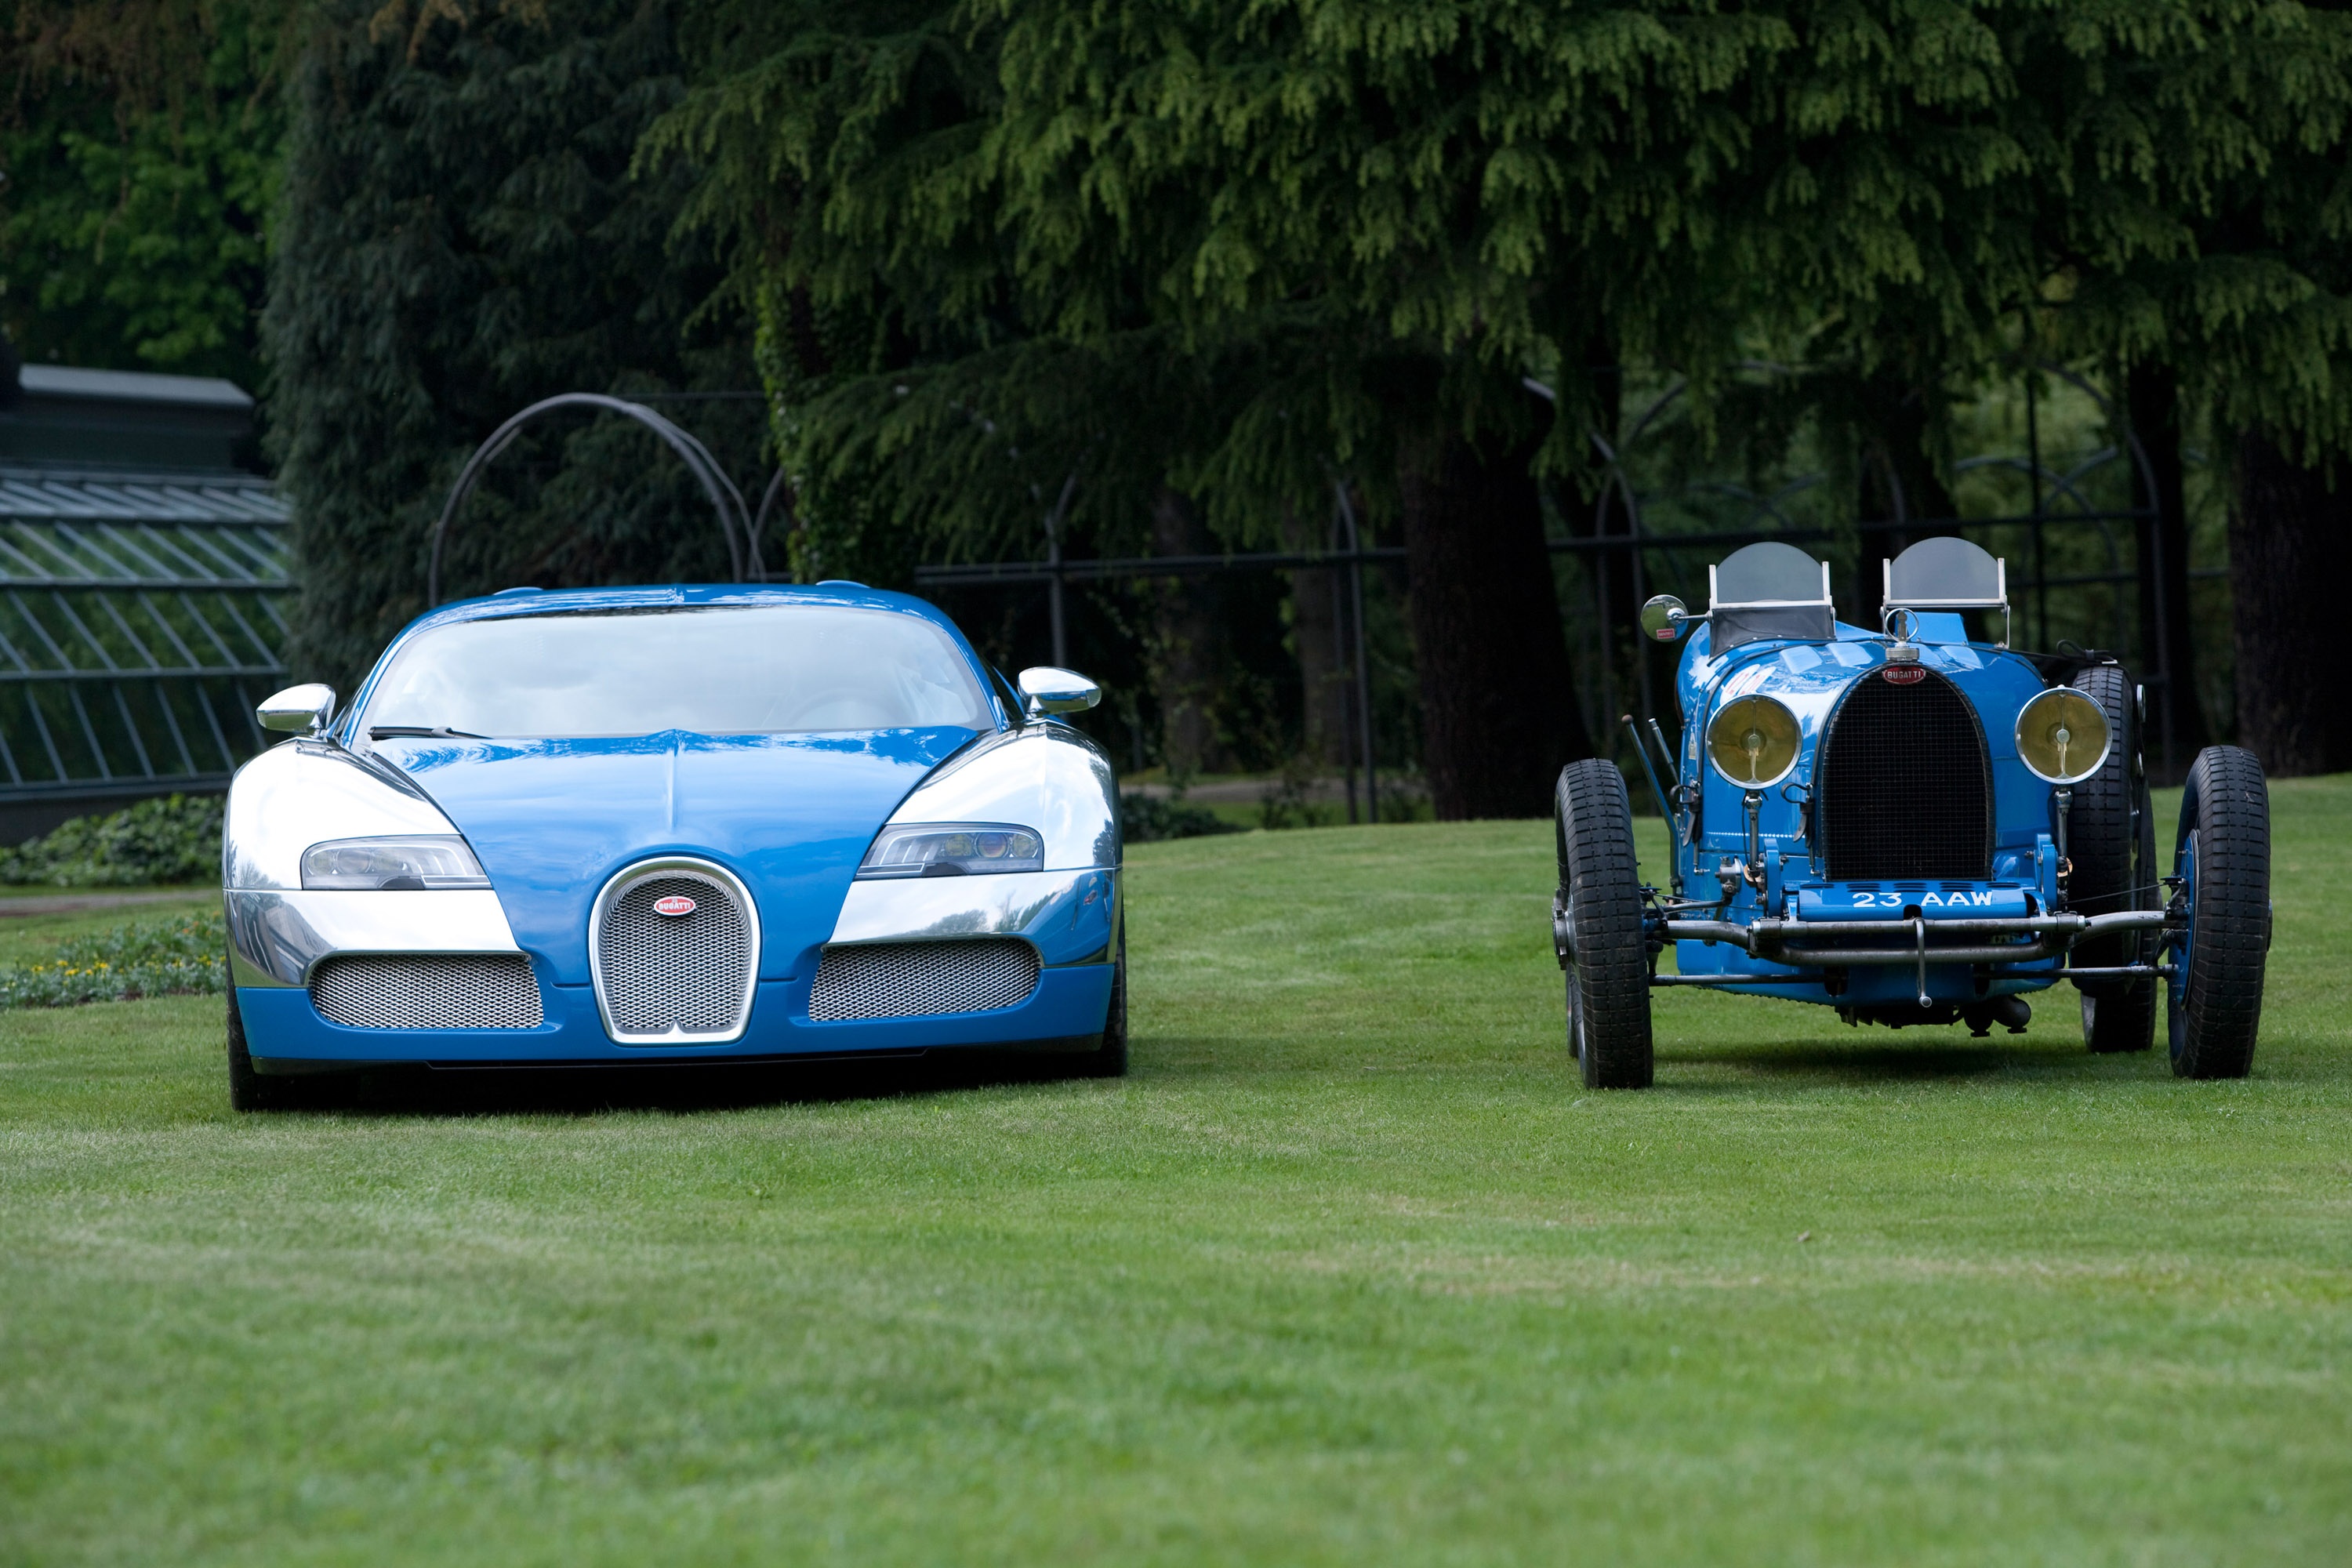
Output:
[
  {"xmin": 237, "ymin": 583, "xmax": 1117, "ymax": 1066},
  {"xmin": 1668, "ymin": 611, "xmax": 2065, "ymax": 1007}
]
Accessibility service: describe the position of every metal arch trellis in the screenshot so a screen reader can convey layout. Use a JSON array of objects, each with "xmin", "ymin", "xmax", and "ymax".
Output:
[
  {"xmin": 0, "ymin": 464, "xmax": 294, "ymax": 811},
  {"xmin": 426, "ymin": 393, "xmax": 762, "ymax": 608}
]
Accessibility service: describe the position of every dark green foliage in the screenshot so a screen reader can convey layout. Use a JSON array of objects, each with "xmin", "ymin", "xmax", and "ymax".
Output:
[
  {"xmin": 0, "ymin": 1, "xmax": 289, "ymax": 387},
  {"xmin": 1118, "ymin": 790, "xmax": 1238, "ymax": 844},
  {"xmin": 0, "ymin": 793, "xmax": 223, "ymax": 886},
  {"xmin": 265, "ymin": 0, "xmax": 765, "ymax": 692},
  {"xmin": 0, "ymin": 907, "xmax": 226, "ymax": 1007}
]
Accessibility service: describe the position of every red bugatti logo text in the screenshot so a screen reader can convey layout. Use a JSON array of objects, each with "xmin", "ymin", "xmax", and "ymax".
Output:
[
  {"xmin": 653, "ymin": 895, "xmax": 698, "ymax": 917},
  {"xmin": 1881, "ymin": 665, "xmax": 1928, "ymax": 685}
]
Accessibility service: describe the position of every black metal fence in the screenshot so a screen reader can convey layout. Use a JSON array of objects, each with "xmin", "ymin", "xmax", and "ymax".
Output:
[{"xmin": 916, "ymin": 365, "xmax": 2218, "ymax": 808}]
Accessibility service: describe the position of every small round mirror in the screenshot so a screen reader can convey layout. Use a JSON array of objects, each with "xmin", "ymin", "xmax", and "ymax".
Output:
[{"xmin": 1639, "ymin": 594, "xmax": 1690, "ymax": 643}]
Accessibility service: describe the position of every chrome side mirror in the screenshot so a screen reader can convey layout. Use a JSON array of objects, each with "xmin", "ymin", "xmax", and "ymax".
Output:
[
  {"xmin": 1016, "ymin": 666, "xmax": 1102, "ymax": 717},
  {"xmin": 1640, "ymin": 594, "xmax": 1693, "ymax": 643},
  {"xmin": 257, "ymin": 683, "xmax": 337, "ymax": 736}
]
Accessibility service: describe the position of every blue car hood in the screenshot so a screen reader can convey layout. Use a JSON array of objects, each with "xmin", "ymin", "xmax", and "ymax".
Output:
[{"xmin": 376, "ymin": 728, "xmax": 977, "ymax": 984}]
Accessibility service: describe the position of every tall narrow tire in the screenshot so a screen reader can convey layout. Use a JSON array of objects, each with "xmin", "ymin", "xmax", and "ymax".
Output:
[
  {"xmin": 1074, "ymin": 931, "xmax": 1128, "ymax": 1079},
  {"xmin": 1555, "ymin": 760, "xmax": 1653, "ymax": 1090},
  {"xmin": 2169, "ymin": 746, "xmax": 2270, "ymax": 1080},
  {"xmin": 2068, "ymin": 665, "xmax": 2158, "ymax": 1053}
]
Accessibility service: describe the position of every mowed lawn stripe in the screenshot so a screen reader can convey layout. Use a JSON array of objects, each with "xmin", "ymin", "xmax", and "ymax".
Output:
[{"xmin": 1, "ymin": 781, "xmax": 2347, "ymax": 1563}]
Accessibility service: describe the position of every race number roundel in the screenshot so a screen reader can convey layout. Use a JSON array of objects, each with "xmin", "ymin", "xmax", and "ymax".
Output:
[{"xmin": 653, "ymin": 895, "xmax": 698, "ymax": 917}]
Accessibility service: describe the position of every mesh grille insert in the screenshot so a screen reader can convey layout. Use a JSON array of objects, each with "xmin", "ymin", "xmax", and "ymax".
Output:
[
  {"xmin": 311, "ymin": 954, "xmax": 543, "ymax": 1030},
  {"xmin": 1817, "ymin": 668, "xmax": 1993, "ymax": 882},
  {"xmin": 809, "ymin": 939, "xmax": 1040, "ymax": 1022},
  {"xmin": 597, "ymin": 870, "xmax": 753, "ymax": 1037}
]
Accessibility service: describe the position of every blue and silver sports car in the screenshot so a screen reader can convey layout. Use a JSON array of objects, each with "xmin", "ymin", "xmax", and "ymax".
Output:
[
  {"xmin": 1553, "ymin": 538, "xmax": 2270, "ymax": 1088},
  {"xmin": 222, "ymin": 584, "xmax": 1123, "ymax": 1109}
]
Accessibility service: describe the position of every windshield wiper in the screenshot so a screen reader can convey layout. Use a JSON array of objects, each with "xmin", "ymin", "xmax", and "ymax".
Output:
[{"xmin": 368, "ymin": 725, "xmax": 489, "ymax": 740}]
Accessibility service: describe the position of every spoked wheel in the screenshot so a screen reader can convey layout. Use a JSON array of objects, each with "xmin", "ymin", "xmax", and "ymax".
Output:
[
  {"xmin": 2067, "ymin": 665, "xmax": 2158, "ymax": 1053},
  {"xmin": 2168, "ymin": 746, "xmax": 2270, "ymax": 1080},
  {"xmin": 1554, "ymin": 759, "xmax": 1653, "ymax": 1089}
]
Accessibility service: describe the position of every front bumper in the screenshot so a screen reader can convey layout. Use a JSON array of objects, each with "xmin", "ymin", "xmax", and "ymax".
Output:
[
  {"xmin": 241, "ymin": 961, "xmax": 1117, "ymax": 1071},
  {"xmin": 230, "ymin": 866, "xmax": 1120, "ymax": 1070},
  {"xmin": 1654, "ymin": 908, "xmax": 2175, "ymax": 1009}
]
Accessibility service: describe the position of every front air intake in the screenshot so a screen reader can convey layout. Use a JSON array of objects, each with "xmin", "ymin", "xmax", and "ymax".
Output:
[
  {"xmin": 808, "ymin": 939, "xmax": 1040, "ymax": 1022},
  {"xmin": 590, "ymin": 859, "xmax": 759, "ymax": 1043},
  {"xmin": 310, "ymin": 953, "xmax": 543, "ymax": 1029},
  {"xmin": 1816, "ymin": 667, "xmax": 1992, "ymax": 882}
]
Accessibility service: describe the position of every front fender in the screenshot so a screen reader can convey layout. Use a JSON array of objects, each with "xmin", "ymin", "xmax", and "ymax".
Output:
[
  {"xmin": 880, "ymin": 723, "xmax": 1119, "ymax": 872},
  {"xmin": 223, "ymin": 739, "xmax": 466, "ymax": 890}
]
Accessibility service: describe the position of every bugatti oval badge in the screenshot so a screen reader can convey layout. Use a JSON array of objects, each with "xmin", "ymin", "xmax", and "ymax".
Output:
[
  {"xmin": 1881, "ymin": 665, "xmax": 1928, "ymax": 686},
  {"xmin": 653, "ymin": 895, "xmax": 697, "ymax": 917}
]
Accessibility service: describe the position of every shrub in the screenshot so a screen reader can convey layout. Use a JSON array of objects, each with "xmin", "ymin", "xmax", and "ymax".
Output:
[
  {"xmin": 1121, "ymin": 792, "xmax": 1241, "ymax": 844},
  {"xmin": 0, "ymin": 794, "xmax": 224, "ymax": 887},
  {"xmin": 0, "ymin": 909, "xmax": 227, "ymax": 1008}
]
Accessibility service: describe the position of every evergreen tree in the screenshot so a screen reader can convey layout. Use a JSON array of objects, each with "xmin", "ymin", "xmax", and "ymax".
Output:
[
  {"xmin": 0, "ymin": 0, "xmax": 291, "ymax": 389},
  {"xmin": 266, "ymin": 0, "xmax": 764, "ymax": 691}
]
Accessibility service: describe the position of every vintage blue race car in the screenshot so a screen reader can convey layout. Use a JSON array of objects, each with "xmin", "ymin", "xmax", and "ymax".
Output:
[
  {"xmin": 221, "ymin": 584, "xmax": 1123, "ymax": 1109},
  {"xmin": 1552, "ymin": 538, "xmax": 2271, "ymax": 1088}
]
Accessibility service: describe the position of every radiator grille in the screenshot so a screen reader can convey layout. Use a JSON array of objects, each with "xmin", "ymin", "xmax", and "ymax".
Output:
[
  {"xmin": 809, "ymin": 939, "xmax": 1040, "ymax": 1022},
  {"xmin": 596, "ymin": 869, "xmax": 754, "ymax": 1038},
  {"xmin": 310, "ymin": 954, "xmax": 543, "ymax": 1030},
  {"xmin": 1817, "ymin": 667, "xmax": 1992, "ymax": 881}
]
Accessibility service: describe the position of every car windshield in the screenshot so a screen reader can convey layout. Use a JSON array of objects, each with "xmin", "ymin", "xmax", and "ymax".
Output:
[{"xmin": 359, "ymin": 604, "xmax": 995, "ymax": 737}]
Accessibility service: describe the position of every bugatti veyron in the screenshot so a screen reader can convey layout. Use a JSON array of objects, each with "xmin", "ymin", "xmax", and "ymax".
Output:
[
  {"xmin": 1553, "ymin": 538, "xmax": 2270, "ymax": 1088},
  {"xmin": 221, "ymin": 584, "xmax": 1123, "ymax": 1108}
]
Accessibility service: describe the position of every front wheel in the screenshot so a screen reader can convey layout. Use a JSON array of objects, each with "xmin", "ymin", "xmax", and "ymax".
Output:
[
  {"xmin": 225, "ymin": 971, "xmax": 298, "ymax": 1112},
  {"xmin": 2069, "ymin": 664, "xmax": 2158, "ymax": 1053},
  {"xmin": 1555, "ymin": 760, "xmax": 1653, "ymax": 1089},
  {"xmin": 1073, "ymin": 930, "xmax": 1128, "ymax": 1079},
  {"xmin": 2168, "ymin": 746, "xmax": 2270, "ymax": 1080}
]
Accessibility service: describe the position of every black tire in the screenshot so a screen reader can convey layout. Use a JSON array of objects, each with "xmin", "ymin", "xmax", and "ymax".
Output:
[
  {"xmin": 2067, "ymin": 664, "xmax": 2158, "ymax": 1052},
  {"xmin": 2169, "ymin": 746, "xmax": 2270, "ymax": 1080},
  {"xmin": 1555, "ymin": 759, "xmax": 1653, "ymax": 1089},
  {"xmin": 225, "ymin": 971, "xmax": 282, "ymax": 1112},
  {"xmin": 1074, "ymin": 928, "xmax": 1128, "ymax": 1079}
]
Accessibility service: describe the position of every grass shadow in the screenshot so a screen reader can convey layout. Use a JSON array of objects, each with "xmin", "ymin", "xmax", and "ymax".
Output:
[
  {"xmin": 279, "ymin": 1050, "xmax": 1106, "ymax": 1119},
  {"xmin": 1659, "ymin": 1036, "xmax": 2053, "ymax": 1083}
]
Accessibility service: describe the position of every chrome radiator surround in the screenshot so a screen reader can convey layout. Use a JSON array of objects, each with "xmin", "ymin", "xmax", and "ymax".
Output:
[
  {"xmin": 586, "ymin": 856, "xmax": 760, "ymax": 1045},
  {"xmin": 311, "ymin": 953, "xmax": 543, "ymax": 1030},
  {"xmin": 808, "ymin": 938, "xmax": 1042, "ymax": 1022}
]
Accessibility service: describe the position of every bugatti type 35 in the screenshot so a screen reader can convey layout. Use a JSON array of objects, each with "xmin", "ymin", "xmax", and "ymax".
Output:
[{"xmin": 1552, "ymin": 538, "xmax": 2271, "ymax": 1089}]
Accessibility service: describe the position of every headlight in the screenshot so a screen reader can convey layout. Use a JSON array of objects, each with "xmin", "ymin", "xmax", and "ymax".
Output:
[
  {"xmin": 301, "ymin": 835, "xmax": 491, "ymax": 890},
  {"xmin": 1706, "ymin": 694, "xmax": 1802, "ymax": 789},
  {"xmin": 2014, "ymin": 687, "xmax": 2111, "ymax": 784},
  {"xmin": 858, "ymin": 822, "xmax": 1044, "ymax": 879}
]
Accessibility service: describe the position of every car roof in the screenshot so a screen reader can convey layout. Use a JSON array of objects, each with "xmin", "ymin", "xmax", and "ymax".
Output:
[{"xmin": 406, "ymin": 581, "xmax": 959, "ymax": 634}]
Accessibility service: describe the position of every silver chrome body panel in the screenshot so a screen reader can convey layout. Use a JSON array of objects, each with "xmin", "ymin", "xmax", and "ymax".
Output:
[
  {"xmin": 224, "ymin": 739, "xmax": 463, "ymax": 890},
  {"xmin": 882, "ymin": 723, "xmax": 1119, "ymax": 873},
  {"xmin": 829, "ymin": 866, "xmax": 1120, "ymax": 960},
  {"xmin": 226, "ymin": 889, "xmax": 524, "ymax": 988}
]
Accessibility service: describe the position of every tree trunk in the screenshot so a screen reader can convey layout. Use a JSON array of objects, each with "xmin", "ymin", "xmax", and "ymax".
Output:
[
  {"xmin": 2229, "ymin": 431, "xmax": 2352, "ymax": 776},
  {"xmin": 1396, "ymin": 419, "xmax": 1592, "ymax": 818},
  {"xmin": 1279, "ymin": 503, "xmax": 1349, "ymax": 770},
  {"xmin": 1857, "ymin": 376, "xmax": 1959, "ymax": 624},
  {"xmin": 2125, "ymin": 361, "xmax": 2209, "ymax": 775},
  {"xmin": 1149, "ymin": 486, "xmax": 1221, "ymax": 777}
]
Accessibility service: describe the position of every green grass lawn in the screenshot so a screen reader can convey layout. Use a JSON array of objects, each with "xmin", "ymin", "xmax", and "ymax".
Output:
[{"xmin": 2, "ymin": 781, "xmax": 2347, "ymax": 1564}]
